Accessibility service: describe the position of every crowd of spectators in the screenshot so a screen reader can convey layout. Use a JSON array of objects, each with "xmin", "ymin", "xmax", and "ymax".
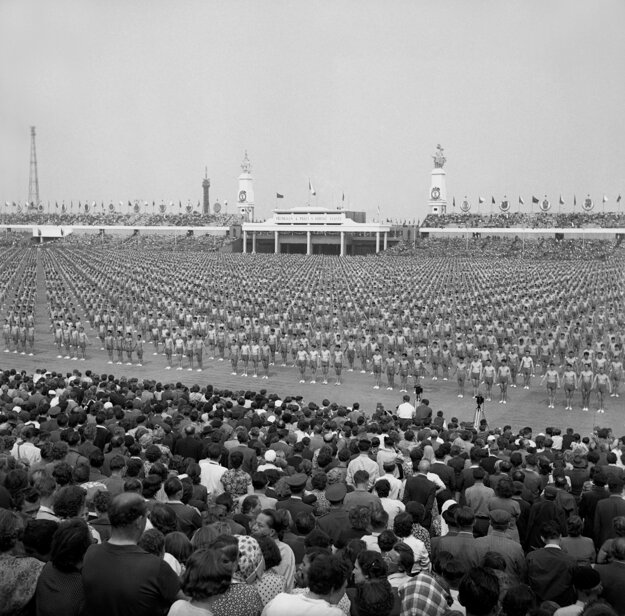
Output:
[
  {"xmin": 1, "ymin": 211, "xmax": 238, "ymax": 228},
  {"xmin": 1, "ymin": 367, "xmax": 625, "ymax": 616},
  {"xmin": 383, "ymin": 237, "xmax": 621, "ymax": 260},
  {"xmin": 421, "ymin": 212, "xmax": 625, "ymax": 229}
]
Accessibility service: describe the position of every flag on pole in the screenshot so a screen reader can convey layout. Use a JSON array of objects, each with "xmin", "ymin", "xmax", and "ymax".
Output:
[
  {"xmin": 617, "ymin": 194, "xmax": 622, "ymax": 203},
  {"xmin": 377, "ymin": 205, "xmax": 381, "ymax": 220},
  {"xmin": 452, "ymin": 196, "xmax": 456, "ymax": 208},
  {"xmin": 532, "ymin": 196, "xmax": 539, "ymax": 204},
  {"xmin": 341, "ymin": 192, "xmax": 345, "ymax": 202},
  {"xmin": 603, "ymin": 195, "xmax": 608, "ymax": 203},
  {"xmin": 491, "ymin": 196, "xmax": 495, "ymax": 205},
  {"xmin": 574, "ymin": 195, "xmax": 577, "ymax": 207},
  {"xmin": 478, "ymin": 196, "xmax": 485, "ymax": 204},
  {"xmin": 559, "ymin": 195, "xmax": 564, "ymax": 205},
  {"xmin": 308, "ymin": 179, "xmax": 316, "ymax": 196},
  {"xmin": 519, "ymin": 196, "xmax": 524, "ymax": 205},
  {"xmin": 276, "ymin": 193, "xmax": 284, "ymax": 199}
]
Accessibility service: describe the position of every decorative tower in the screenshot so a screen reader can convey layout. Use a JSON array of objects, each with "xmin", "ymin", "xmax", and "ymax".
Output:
[
  {"xmin": 237, "ymin": 151, "xmax": 255, "ymax": 222},
  {"xmin": 28, "ymin": 126, "xmax": 40, "ymax": 210},
  {"xmin": 202, "ymin": 167, "xmax": 210, "ymax": 215},
  {"xmin": 428, "ymin": 144, "xmax": 447, "ymax": 216}
]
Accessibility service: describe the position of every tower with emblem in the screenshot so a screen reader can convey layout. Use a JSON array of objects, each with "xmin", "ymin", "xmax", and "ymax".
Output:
[
  {"xmin": 428, "ymin": 144, "xmax": 448, "ymax": 216},
  {"xmin": 237, "ymin": 151, "xmax": 255, "ymax": 222}
]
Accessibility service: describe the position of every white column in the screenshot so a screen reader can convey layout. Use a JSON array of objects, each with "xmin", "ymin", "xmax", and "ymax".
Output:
[
  {"xmin": 274, "ymin": 230, "xmax": 279, "ymax": 254},
  {"xmin": 375, "ymin": 231, "xmax": 380, "ymax": 253},
  {"xmin": 307, "ymin": 231, "xmax": 312, "ymax": 255},
  {"xmin": 384, "ymin": 231, "xmax": 388, "ymax": 251},
  {"xmin": 252, "ymin": 232, "xmax": 256, "ymax": 253},
  {"xmin": 340, "ymin": 231, "xmax": 345, "ymax": 256},
  {"xmin": 243, "ymin": 230, "xmax": 247, "ymax": 253}
]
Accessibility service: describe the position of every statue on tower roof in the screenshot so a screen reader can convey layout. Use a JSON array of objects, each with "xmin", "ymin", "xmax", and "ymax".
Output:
[
  {"xmin": 432, "ymin": 144, "xmax": 446, "ymax": 169},
  {"xmin": 241, "ymin": 151, "xmax": 252, "ymax": 173}
]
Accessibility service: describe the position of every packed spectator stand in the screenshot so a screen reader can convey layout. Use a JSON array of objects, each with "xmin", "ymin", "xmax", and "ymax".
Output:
[
  {"xmin": 421, "ymin": 212, "xmax": 625, "ymax": 229},
  {"xmin": 1, "ymin": 367, "xmax": 625, "ymax": 616}
]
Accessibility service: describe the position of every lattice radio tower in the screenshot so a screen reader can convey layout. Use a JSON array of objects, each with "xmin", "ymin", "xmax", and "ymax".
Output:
[{"xmin": 28, "ymin": 126, "xmax": 40, "ymax": 208}]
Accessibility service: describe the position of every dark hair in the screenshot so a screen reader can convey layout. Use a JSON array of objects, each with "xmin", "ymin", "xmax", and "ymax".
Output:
[
  {"xmin": 355, "ymin": 578, "xmax": 395, "ymax": 616},
  {"xmin": 138, "ymin": 528, "xmax": 165, "ymax": 556},
  {"xmin": 304, "ymin": 528, "xmax": 332, "ymax": 549},
  {"xmin": 375, "ymin": 479, "xmax": 391, "ymax": 498},
  {"xmin": 393, "ymin": 512, "xmax": 413, "ymax": 538},
  {"xmin": 349, "ymin": 506, "xmax": 371, "ymax": 531},
  {"xmin": 22, "ymin": 519, "xmax": 57, "ymax": 557},
  {"xmin": 53, "ymin": 485, "xmax": 86, "ymax": 519},
  {"xmin": 394, "ymin": 541, "xmax": 414, "ymax": 573},
  {"xmin": 254, "ymin": 533, "xmax": 282, "ymax": 569},
  {"xmin": 567, "ymin": 515, "xmax": 584, "ymax": 538},
  {"xmin": 378, "ymin": 530, "xmax": 397, "ymax": 553},
  {"xmin": 502, "ymin": 585, "xmax": 537, "ymax": 616},
  {"xmin": 149, "ymin": 502, "xmax": 178, "ymax": 535},
  {"xmin": 308, "ymin": 554, "xmax": 349, "ymax": 595},
  {"xmin": 50, "ymin": 519, "xmax": 92, "ymax": 572},
  {"xmin": 495, "ymin": 477, "xmax": 515, "ymax": 499},
  {"xmin": 458, "ymin": 567, "xmax": 500, "ymax": 616},
  {"xmin": 0, "ymin": 510, "xmax": 22, "ymax": 552},
  {"xmin": 295, "ymin": 511, "xmax": 316, "ymax": 535},
  {"xmin": 181, "ymin": 548, "xmax": 234, "ymax": 600},
  {"xmin": 357, "ymin": 550, "xmax": 388, "ymax": 579},
  {"xmin": 165, "ymin": 531, "xmax": 192, "ymax": 565},
  {"xmin": 230, "ymin": 451, "xmax": 244, "ymax": 469}
]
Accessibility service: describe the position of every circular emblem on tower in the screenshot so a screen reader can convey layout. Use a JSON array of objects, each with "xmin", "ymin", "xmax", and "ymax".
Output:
[
  {"xmin": 582, "ymin": 197, "xmax": 594, "ymax": 211},
  {"xmin": 540, "ymin": 199, "xmax": 551, "ymax": 212},
  {"xmin": 431, "ymin": 187, "xmax": 440, "ymax": 201},
  {"xmin": 460, "ymin": 199, "xmax": 470, "ymax": 212},
  {"xmin": 238, "ymin": 190, "xmax": 247, "ymax": 203}
]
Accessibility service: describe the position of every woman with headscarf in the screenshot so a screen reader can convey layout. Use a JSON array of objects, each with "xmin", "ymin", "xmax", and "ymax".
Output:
[
  {"xmin": 429, "ymin": 499, "xmax": 457, "ymax": 538},
  {"xmin": 0, "ymin": 509, "xmax": 46, "ymax": 616},
  {"xmin": 206, "ymin": 534, "xmax": 264, "ymax": 616}
]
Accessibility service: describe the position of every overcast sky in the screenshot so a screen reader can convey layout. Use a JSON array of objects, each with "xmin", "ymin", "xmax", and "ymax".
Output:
[{"xmin": 1, "ymin": 0, "xmax": 624, "ymax": 222}]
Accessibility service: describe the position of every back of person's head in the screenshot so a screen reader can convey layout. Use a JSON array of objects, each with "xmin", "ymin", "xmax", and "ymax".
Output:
[
  {"xmin": 458, "ymin": 567, "xmax": 500, "ymax": 616},
  {"xmin": 22, "ymin": 519, "xmax": 58, "ymax": 559},
  {"xmin": 370, "ymin": 507, "xmax": 389, "ymax": 532},
  {"xmin": 482, "ymin": 551, "xmax": 507, "ymax": 572},
  {"xmin": 455, "ymin": 506, "xmax": 475, "ymax": 529},
  {"xmin": 108, "ymin": 493, "xmax": 147, "ymax": 529},
  {"xmin": 308, "ymin": 553, "xmax": 348, "ymax": 596},
  {"xmin": 353, "ymin": 469, "xmax": 369, "ymax": 486},
  {"xmin": 608, "ymin": 477, "xmax": 624, "ymax": 495},
  {"xmin": 540, "ymin": 522, "xmax": 561, "ymax": 542},
  {"xmin": 375, "ymin": 479, "xmax": 390, "ymax": 498},
  {"xmin": 163, "ymin": 477, "xmax": 183, "ymax": 498},
  {"xmin": 165, "ymin": 531, "xmax": 192, "ymax": 565},
  {"xmin": 357, "ymin": 550, "xmax": 388, "ymax": 580},
  {"xmin": 53, "ymin": 485, "xmax": 86, "ymax": 520},
  {"xmin": 294, "ymin": 511, "xmax": 316, "ymax": 536},
  {"xmin": 253, "ymin": 533, "xmax": 282, "ymax": 570},
  {"xmin": 567, "ymin": 515, "xmax": 584, "ymax": 538},
  {"xmin": 502, "ymin": 584, "xmax": 537, "ymax": 616},
  {"xmin": 138, "ymin": 528, "xmax": 166, "ymax": 557},
  {"xmin": 181, "ymin": 548, "xmax": 235, "ymax": 601},
  {"xmin": 50, "ymin": 519, "xmax": 92, "ymax": 572},
  {"xmin": 358, "ymin": 439, "xmax": 371, "ymax": 453},
  {"xmin": 349, "ymin": 505, "xmax": 371, "ymax": 531},
  {"xmin": 377, "ymin": 529, "xmax": 398, "ymax": 553},
  {"xmin": 612, "ymin": 537, "xmax": 625, "ymax": 560},
  {"xmin": 354, "ymin": 578, "xmax": 395, "ymax": 616},
  {"xmin": 393, "ymin": 512, "xmax": 413, "ymax": 539}
]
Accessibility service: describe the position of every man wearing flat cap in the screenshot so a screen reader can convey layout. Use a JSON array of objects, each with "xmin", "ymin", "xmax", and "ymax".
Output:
[{"xmin": 475, "ymin": 509, "xmax": 526, "ymax": 582}]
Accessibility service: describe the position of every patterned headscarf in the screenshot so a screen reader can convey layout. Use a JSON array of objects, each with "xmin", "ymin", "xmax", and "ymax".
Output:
[{"xmin": 234, "ymin": 535, "xmax": 265, "ymax": 584}]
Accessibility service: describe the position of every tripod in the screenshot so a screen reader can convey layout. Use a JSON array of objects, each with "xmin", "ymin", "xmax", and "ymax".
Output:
[{"xmin": 473, "ymin": 398, "xmax": 487, "ymax": 430}]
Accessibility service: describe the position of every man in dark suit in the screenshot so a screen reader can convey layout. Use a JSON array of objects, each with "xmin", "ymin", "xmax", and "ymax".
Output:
[
  {"xmin": 595, "ymin": 537, "xmax": 625, "ymax": 615},
  {"xmin": 414, "ymin": 399, "xmax": 433, "ymax": 426},
  {"xmin": 317, "ymin": 483, "xmax": 351, "ymax": 546},
  {"xmin": 403, "ymin": 460, "xmax": 437, "ymax": 527},
  {"xmin": 594, "ymin": 477, "xmax": 625, "ymax": 549},
  {"xmin": 173, "ymin": 425, "xmax": 204, "ymax": 462},
  {"xmin": 578, "ymin": 469, "xmax": 608, "ymax": 538},
  {"xmin": 430, "ymin": 444, "xmax": 455, "ymax": 493},
  {"xmin": 525, "ymin": 486, "xmax": 567, "ymax": 551},
  {"xmin": 276, "ymin": 474, "xmax": 314, "ymax": 522},
  {"xmin": 526, "ymin": 522, "xmax": 577, "ymax": 606}
]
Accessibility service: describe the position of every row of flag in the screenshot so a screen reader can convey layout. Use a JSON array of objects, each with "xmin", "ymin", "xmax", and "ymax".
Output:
[
  {"xmin": 3, "ymin": 200, "xmax": 212, "ymax": 213},
  {"xmin": 452, "ymin": 194, "xmax": 622, "ymax": 213}
]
